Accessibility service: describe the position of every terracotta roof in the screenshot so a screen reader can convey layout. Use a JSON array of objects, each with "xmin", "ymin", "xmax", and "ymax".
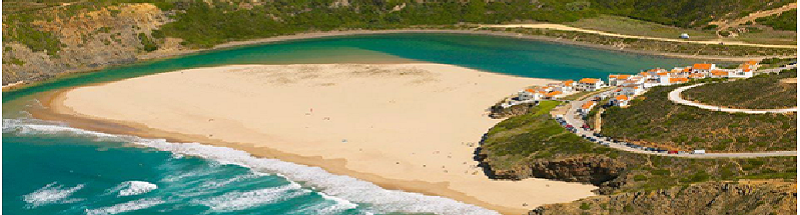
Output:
[
  {"xmin": 614, "ymin": 95, "xmax": 628, "ymax": 101},
  {"xmin": 689, "ymin": 73, "xmax": 705, "ymax": 78},
  {"xmin": 656, "ymin": 72, "xmax": 668, "ymax": 76},
  {"xmin": 545, "ymin": 91, "xmax": 562, "ymax": 97},
  {"xmin": 745, "ymin": 60, "xmax": 758, "ymax": 65},
  {"xmin": 743, "ymin": 68, "xmax": 752, "ymax": 72},
  {"xmin": 670, "ymin": 77, "xmax": 689, "ymax": 83},
  {"xmin": 639, "ymin": 72, "xmax": 650, "ymax": 76},
  {"xmin": 710, "ymin": 70, "xmax": 728, "ymax": 76},
  {"xmin": 524, "ymin": 88, "xmax": 536, "ymax": 93},
  {"xmin": 579, "ymin": 78, "xmax": 600, "ymax": 84},
  {"xmin": 670, "ymin": 69, "xmax": 681, "ymax": 73},
  {"xmin": 562, "ymin": 80, "xmax": 574, "ymax": 85},
  {"xmin": 692, "ymin": 63, "xmax": 713, "ymax": 70},
  {"xmin": 581, "ymin": 101, "xmax": 596, "ymax": 109}
]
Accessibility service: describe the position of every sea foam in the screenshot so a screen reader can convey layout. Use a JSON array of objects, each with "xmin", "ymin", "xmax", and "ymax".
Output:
[
  {"xmin": 22, "ymin": 182, "xmax": 85, "ymax": 208},
  {"xmin": 4, "ymin": 118, "xmax": 500, "ymax": 215},
  {"xmin": 111, "ymin": 181, "xmax": 158, "ymax": 197},
  {"xmin": 84, "ymin": 198, "xmax": 165, "ymax": 215}
]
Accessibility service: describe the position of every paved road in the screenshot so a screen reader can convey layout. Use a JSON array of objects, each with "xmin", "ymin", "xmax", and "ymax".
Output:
[
  {"xmin": 561, "ymin": 90, "xmax": 797, "ymax": 158},
  {"xmin": 668, "ymin": 70, "xmax": 798, "ymax": 114}
]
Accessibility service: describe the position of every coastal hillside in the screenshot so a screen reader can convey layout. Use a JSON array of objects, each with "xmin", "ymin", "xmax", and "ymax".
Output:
[
  {"xmin": 476, "ymin": 97, "xmax": 796, "ymax": 214},
  {"xmin": 682, "ymin": 70, "xmax": 797, "ymax": 109},
  {"xmin": 3, "ymin": 0, "xmax": 797, "ymax": 86},
  {"xmin": 601, "ymin": 79, "xmax": 797, "ymax": 152}
]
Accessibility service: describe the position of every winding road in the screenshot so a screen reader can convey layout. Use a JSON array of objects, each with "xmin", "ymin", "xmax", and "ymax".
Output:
[
  {"xmin": 561, "ymin": 89, "xmax": 796, "ymax": 158},
  {"xmin": 668, "ymin": 84, "xmax": 798, "ymax": 114}
]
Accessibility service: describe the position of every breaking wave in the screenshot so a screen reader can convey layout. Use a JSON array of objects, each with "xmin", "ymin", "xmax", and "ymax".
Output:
[
  {"xmin": 84, "ymin": 198, "xmax": 165, "ymax": 215},
  {"xmin": 22, "ymin": 182, "xmax": 85, "ymax": 208},
  {"xmin": 4, "ymin": 118, "xmax": 500, "ymax": 215}
]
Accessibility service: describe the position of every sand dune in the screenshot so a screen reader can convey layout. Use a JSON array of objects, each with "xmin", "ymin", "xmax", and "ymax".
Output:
[{"xmin": 49, "ymin": 63, "xmax": 597, "ymax": 214}]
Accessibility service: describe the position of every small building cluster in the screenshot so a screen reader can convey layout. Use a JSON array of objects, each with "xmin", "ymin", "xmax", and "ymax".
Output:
[{"xmin": 505, "ymin": 60, "xmax": 760, "ymax": 109}]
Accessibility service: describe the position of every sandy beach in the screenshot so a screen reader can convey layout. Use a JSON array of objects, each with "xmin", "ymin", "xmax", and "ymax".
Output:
[{"xmin": 43, "ymin": 63, "xmax": 597, "ymax": 214}]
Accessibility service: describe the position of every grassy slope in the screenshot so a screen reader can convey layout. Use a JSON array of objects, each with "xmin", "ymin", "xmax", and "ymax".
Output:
[
  {"xmin": 683, "ymin": 70, "xmax": 797, "ymax": 109},
  {"xmin": 756, "ymin": 9, "xmax": 797, "ymax": 31},
  {"xmin": 601, "ymin": 84, "xmax": 796, "ymax": 152},
  {"xmin": 481, "ymin": 100, "xmax": 796, "ymax": 194}
]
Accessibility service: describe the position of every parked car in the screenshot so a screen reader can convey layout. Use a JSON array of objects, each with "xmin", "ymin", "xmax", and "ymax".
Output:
[{"xmin": 668, "ymin": 150, "xmax": 678, "ymax": 154}]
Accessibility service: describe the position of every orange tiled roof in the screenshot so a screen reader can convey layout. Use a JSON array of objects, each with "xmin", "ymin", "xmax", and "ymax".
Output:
[
  {"xmin": 710, "ymin": 70, "xmax": 728, "ymax": 76},
  {"xmin": 562, "ymin": 80, "xmax": 574, "ymax": 85},
  {"xmin": 545, "ymin": 91, "xmax": 562, "ymax": 97},
  {"xmin": 670, "ymin": 77, "xmax": 689, "ymax": 83},
  {"xmin": 579, "ymin": 78, "xmax": 600, "ymax": 84},
  {"xmin": 670, "ymin": 69, "xmax": 681, "ymax": 73},
  {"xmin": 692, "ymin": 63, "xmax": 713, "ymax": 70},
  {"xmin": 615, "ymin": 95, "xmax": 628, "ymax": 101},
  {"xmin": 639, "ymin": 72, "xmax": 650, "ymax": 76},
  {"xmin": 745, "ymin": 60, "xmax": 758, "ymax": 65},
  {"xmin": 581, "ymin": 101, "xmax": 596, "ymax": 109},
  {"xmin": 689, "ymin": 73, "xmax": 705, "ymax": 78}
]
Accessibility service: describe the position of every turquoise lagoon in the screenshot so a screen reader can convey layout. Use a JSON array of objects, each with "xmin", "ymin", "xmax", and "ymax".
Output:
[{"xmin": 2, "ymin": 33, "xmax": 695, "ymax": 215}]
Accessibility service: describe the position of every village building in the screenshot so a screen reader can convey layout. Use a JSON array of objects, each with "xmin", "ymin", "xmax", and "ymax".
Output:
[
  {"xmin": 669, "ymin": 77, "xmax": 689, "ymax": 84},
  {"xmin": 691, "ymin": 63, "xmax": 716, "ymax": 73},
  {"xmin": 577, "ymin": 78, "xmax": 605, "ymax": 91},
  {"xmin": 620, "ymin": 83, "xmax": 645, "ymax": 96},
  {"xmin": 580, "ymin": 101, "xmax": 597, "ymax": 114},
  {"xmin": 610, "ymin": 95, "xmax": 629, "ymax": 107},
  {"xmin": 544, "ymin": 91, "xmax": 562, "ymax": 99},
  {"xmin": 562, "ymin": 80, "xmax": 575, "ymax": 90},
  {"xmin": 608, "ymin": 74, "xmax": 632, "ymax": 86},
  {"xmin": 688, "ymin": 73, "xmax": 706, "ymax": 79},
  {"xmin": 709, "ymin": 70, "xmax": 729, "ymax": 78},
  {"xmin": 518, "ymin": 88, "xmax": 545, "ymax": 101}
]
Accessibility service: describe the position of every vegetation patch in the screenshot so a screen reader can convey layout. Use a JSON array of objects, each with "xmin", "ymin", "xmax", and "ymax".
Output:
[
  {"xmin": 683, "ymin": 70, "xmax": 797, "ymax": 109},
  {"xmin": 756, "ymin": 9, "xmax": 797, "ymax": 31},
  {"xmin": 601, "ymin": 83, "xmax": 796, "ymax": 152}
]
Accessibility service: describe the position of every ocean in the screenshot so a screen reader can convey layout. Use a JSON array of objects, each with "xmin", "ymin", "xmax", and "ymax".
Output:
[{"xmin": 2, "ymin": 33, "xmax": 696, "ymax": 215}]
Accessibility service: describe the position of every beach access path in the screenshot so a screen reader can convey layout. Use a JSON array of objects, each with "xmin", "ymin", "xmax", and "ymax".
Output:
[{"xmin": 478, "ymin": 24, "xmax": 797, "ymax": 49}]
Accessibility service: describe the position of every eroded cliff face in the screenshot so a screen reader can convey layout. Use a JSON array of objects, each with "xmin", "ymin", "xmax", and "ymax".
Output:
[
  {"xmin": 530, "ymin": 182, "xmax": 797, "ymax": 215},
  {"xmin": 2, "ymin": 3, "xmax": 183, "ymax": 85}
]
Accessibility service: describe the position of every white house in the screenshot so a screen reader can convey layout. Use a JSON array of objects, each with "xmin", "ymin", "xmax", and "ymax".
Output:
[
  {"xmin": 669, "ymin": 77, "xmax": 689, "ymax": 84},
  {"xmin": 518, "ymin": 88, "xmax": 545, "ymax": 101},
  {"xmin": 620, "ymin": 83, "xmax": 645, "ymax": 96},
  {"xmin": 691, "ymin": 63, "xmax": 716, "ymax": 73},
  {"xmin": 709, "ymin": 70, "xmax": 729, "ymax": 78},
  {"xmin": 577, "ymin": 78, "xmax": 604, "ymax": 91},
  {"xmin": 610, "ymin": 95, "xmax": 630, "ymax": 107},
  {"xmin": 560, "ymin": 80, "xmax": 575, "ymax": 92},
  {"xmin": 544, "ymin": 91, "xmax": 562, "ymax": 99},
  {"xmin": 580, "ymin": 101, "xmax": 597, "ymax": 114},
  {"xmin": 728, "ymin": 68, "xmax": 754, "ymax": 78},
  {"xmin": 608, "ymin": 74, "xmax": 632, "ymax": 86}
]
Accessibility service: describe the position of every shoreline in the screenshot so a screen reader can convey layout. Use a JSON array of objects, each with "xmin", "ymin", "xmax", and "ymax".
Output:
[
  {"xmin": 4, "ymin": 28, "xmax": 792, "ymax": 92},
  {"xmin": 34, "ymin": 63, "xmax": 600, "ymax": 214}
]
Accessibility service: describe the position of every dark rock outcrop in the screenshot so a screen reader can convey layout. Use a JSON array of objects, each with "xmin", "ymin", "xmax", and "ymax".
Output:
[{"xmin": 530, "ymin": 182, "xmax": 797, "ymax": 215}]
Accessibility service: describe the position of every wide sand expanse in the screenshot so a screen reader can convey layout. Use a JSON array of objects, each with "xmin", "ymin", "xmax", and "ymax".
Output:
[{"xmin": 48, "ymin": 63, "xmax": 596, "ymax": 214}]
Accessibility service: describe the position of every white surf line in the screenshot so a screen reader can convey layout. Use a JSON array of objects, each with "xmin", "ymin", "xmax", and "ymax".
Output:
[{"xmin": 669, "ymin": 84, "xmax": 798, "ymax": 114}]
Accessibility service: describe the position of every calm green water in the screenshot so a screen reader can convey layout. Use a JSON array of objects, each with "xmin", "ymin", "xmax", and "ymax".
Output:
[{"xmin": 3, "ymin": 33, "xmax": 696, "ymax": 215}]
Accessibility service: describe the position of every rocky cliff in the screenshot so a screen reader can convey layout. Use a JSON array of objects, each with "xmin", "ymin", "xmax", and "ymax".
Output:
[
  {"xmin": 2, "ymin": 3, "xmax": 184, "ymax": 85},
  {"xmin": 530, "ymin": 182, "xmax": 797, "ymax": 215}
]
